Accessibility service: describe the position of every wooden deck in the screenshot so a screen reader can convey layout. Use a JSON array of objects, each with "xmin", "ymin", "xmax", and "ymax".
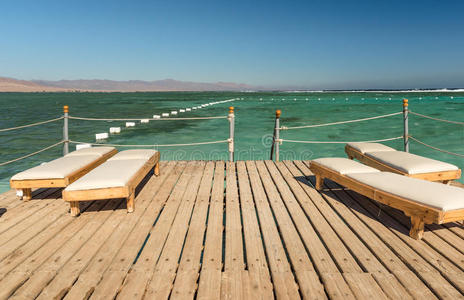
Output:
[{"xmin": 1, "ymin": 160, "xmax": 464, "ymax": 299}]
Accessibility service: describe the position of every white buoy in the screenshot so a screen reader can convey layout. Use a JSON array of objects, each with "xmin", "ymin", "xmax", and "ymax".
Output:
[
  {"xmin": 141, "ymin": 119, "xmax": 149, "ymax": 123},
  {"xmin": 171, "ymin": 111, "xmax": 178, "ymax": 115},
  {"xmin": 109, "ymin": 127, "xmax": 121, "ymax": 133},
  {"xmin": 179, "ymin": 109, "xmax": 185, "ymax": 113},
  {"xmin": 186, "ymin": 108, "xmax": 191, "ymax": 111},
  {"xmin": 153, "ymin": 115, "xmax": 161, "ymax": 119},
  {"xmin": 126, "ymin": 122, "xmax": 135, "ymax": 127},
  {"xmin": 96, "ymin": 133, "xmax": 109, "ymax": 140},
  {"xmin": 76, "ymin": 143, "xmax": 91, "ymax": 150},
  {"xmin": 162, "ymin": 113, "xmax": 169, "ymax": 117}
]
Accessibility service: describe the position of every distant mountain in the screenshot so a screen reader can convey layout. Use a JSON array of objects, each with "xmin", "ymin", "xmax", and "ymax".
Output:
[
  {"xmin": 32, "ymin": 78, "xmax": 256, "ymax": 91},
  {"xmin": 0, "ymin": 77, "xmax": 71, "ymax": 92}
]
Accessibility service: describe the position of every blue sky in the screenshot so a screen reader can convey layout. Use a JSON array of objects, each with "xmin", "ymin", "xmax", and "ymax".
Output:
[{"xmin": 1, "ymin": 0, "xmax": 463, "ymax": 89}]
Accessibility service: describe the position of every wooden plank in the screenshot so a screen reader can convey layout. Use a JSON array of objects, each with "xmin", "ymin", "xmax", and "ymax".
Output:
[
  {"xmin": 319, "ymin": 273, "xmax": 355, "ymax": 299},
  {"xmin": 170, "ymin": 161, "xmax": 215, "ymax": 299},
  {"xmin": 244, "ymin": 161, "xmax": 302, "ymax": 299},
  {"xmin": 300, "ymin": 161, "xmax": 461, "ymax": 298},
  {"xmin": 36, "ymin": 162, "xmax": 175, "ymax": 300},
  {"xmin": 0, "ymin": 200, "xmax": 94, "ymax": 280},
  {"xmin": 342, "ymin": 273, "xmax": 388, "ymax": 299},
  {"xmin": 219, "ymin": 161, "xmax": 246, "ymax": 299},
  {"xmin": 88, "ymin": 161, "xmax": 199, "ymax": 300},
  {"xmin": 282, "ymin": 161, "xmax": 414, "ymax": 299},
  {"xmin": 279, "ymin": 161, "xmax": 371, "ymax": 273},
  {"xmin": 10, "ymin": 200, "xmax": 127, "ymax": 299},
  {"xmin": 119, "ymin": 161, "xmax": 205, "ymax": 300},
  {"xmin": 343, "ymin": 187, "xmax": 464, "ymax": 292},
  {"xmin": 0, "ymin": 198, "xmax": 120, "ymax": 299},
  {"xmin": 373, "ymin": 199, "xmax": 464, "ymax": 264},
  {"xmin": 269, "ymin": 161, "xmax": 394, "ymax": 299},
  {"xmin": 197, "ymin": 161, "xmax": 225, "ymax": 300},
  {"xmin": 293, "ymin": 161, "xmax": 436, "ymax": 299},
  {"xmin": 0, "ymin": 188, "xmax": 60, "ymax": 237},
  {"xmin": 0, "ymin": 191, "xmax": 69, "ymax": 262},
  {"xmin": 255, "ymin": 161, "xmax": 327, "ymax": 299},
  {"xmin": 236, "ymin": 161, "xmax": 273, "ymax": 299},
  {"xmin": 0, "ymin": 188, "xmax": 59, "ymax": 234},
  {"xmin": 65, "ymin": 162, "xmax": 186, "ymax": 300},
  {"xmin": 277, "ymin": 162, "xmax": 411, "ymax": 299},
  {"xmin": 266, "ymin": 161, "xmax": 355, "ymax": 274}
]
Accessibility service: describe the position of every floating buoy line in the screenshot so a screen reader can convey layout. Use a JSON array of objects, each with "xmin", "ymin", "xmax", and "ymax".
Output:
[{"xmin": 93, "ymin": 98, "xmax": 237, "ymax": 142}]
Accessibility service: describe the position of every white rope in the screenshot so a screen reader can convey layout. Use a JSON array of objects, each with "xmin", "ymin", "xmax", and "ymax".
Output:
[
  {"xmin": 409, "ymin": 111, "xmax": 464, "ymax": 125},
  {"xmin": 68, "ymin": 116, "xmax": 227, "ymax": 121},
  {"xmin": 0, "ymin": 141, "xmax": 64, "ymax": 166},
  {"xmin": 409, "ymin": 136, "xmax": 464, "ymax": 158},
  {"xmin": 280, "ymin": 136, "xmax": 403, "ymax": 144},
  {"xmin": 69, "ymin": 139, "xmax": 229, "ymax": 147},
  {"xmin": 281, "ymin": 112, "xmax": 402, "ymax": 130},
  {"xmin": 0, "ymin": 117, "xmax": 64, "ymax": 132}
]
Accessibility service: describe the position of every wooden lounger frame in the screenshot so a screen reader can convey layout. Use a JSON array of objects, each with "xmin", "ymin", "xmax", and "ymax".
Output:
[
  {"xmin": 345, "ymin": 144, "xmax": 461, "ymax": 183},
  {"xmin": 62, "ymin": 152, "xmax": 160, "ymax": 216},
  {"xmin": 310, "ymin": 161, "xmax": 464, "ymax": 240},
  {"xmin": 10, "ymin": 149, "xmax": 118, "ymax": 201}
]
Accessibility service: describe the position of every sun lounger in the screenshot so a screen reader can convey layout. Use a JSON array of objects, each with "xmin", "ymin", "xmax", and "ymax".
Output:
[
  {"xmin": 62, "ymin": 149, "xmax": 160, "ymax": 216},
  {"xmin": 310, "ymin": 157, "xmax": 464, "ymax": 239},
  {"xmin": 10, "ymin": 147, "xmax": 117, "ymax": 201},
  {"xmin": 345, "ymin": 142, "xmax": 461, "ymax": 182}
]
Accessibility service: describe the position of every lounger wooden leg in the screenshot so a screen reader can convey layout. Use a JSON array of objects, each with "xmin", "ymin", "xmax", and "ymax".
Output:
[
  {"xmin": 442, "ymin": 180, "xmax": 450, "ymax": 185},
  {"xmin": 315, "ymin": 176, "xmax": 324, "ymax": 190},
  {"xmin": 23, "ymin": 188, "xmax": 32, "ymax": 201},
  {"xmin": 70, "ymin": 201, "xmax": 80, "ymax": 217},
  {"xmin": 127, "ymin": 193, "xmax": 135, "ymax": 213},
  {"xmin": 154, "ymin": 162, "xmax": 160, "ymax": 176},
  {"xmin": 409, "ymin": 216, "xmax": 425, "ymax": 240}
]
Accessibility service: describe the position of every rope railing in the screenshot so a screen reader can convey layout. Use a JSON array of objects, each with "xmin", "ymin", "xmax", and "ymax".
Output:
[
  {"xmin": 69, "ymin": 139, "xmax": 229, "ymax": 147},
  {"xmin": 280, "ymin": 136, "xmax": 403, "ymax": 144},
  {"xmin": 0, "ymin": 117, "xmax": 64, "ymax": 132},
  {"xmin": 68, "ymin": 115, "xmax": 228, "ymax": 121},
  {"xmin": 409, "ymin": 136, "xmax": 464, "ymax": 158},
  {"xmin": 409, "ymin": 111, "xmax": 464, "ymax": 125},
  {"xmin": 0, "ymin": 141, "xmax": 64, "ymax": 166},
  {"xmin": 281, "ymin": 111, "xmax": 402, "ymax": 130}
]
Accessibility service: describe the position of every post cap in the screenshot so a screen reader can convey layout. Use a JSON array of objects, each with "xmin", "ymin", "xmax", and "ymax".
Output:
[
  {"xmin": 403, "ymin": 99, "xmax": 408, "ymax": 107},
  {"xmin": 229, "ymin": 106, "xmax": 234, "ymax": 114},
  {"xmin": 276, "ymin": 109, "xmax": 281, "ymax": 118},
  {"xmin": 63, "ymin": 105, "xmax": 69, "ymax": 113}
]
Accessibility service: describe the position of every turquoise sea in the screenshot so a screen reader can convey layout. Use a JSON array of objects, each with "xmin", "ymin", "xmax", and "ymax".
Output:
[{"xmin": 0, "ymin": 91, "xmax": 463, "ymax": 193}]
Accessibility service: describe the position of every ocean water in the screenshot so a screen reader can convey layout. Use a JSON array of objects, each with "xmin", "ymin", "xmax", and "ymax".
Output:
[{"xmin": 0, "ymin": 91, "xmax": 463, "ymax": 193}]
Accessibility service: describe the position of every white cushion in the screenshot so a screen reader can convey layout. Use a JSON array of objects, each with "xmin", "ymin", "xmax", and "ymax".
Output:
[
  {"xmin": 347, "ymin": 172, "xmax": 464, "ymax": 211},
  {"xmin": 65, "ymin": 159, "xmax": 147, "ymax": 191},
  {"xmin": 366, "ymin": 151, "xmax": 458, "ymax": 174},
  {"xmin": 11, "ymin": 155, "xmax": 100, "ymax": 180},
  {"xmin": 312, "ymin": 158, "xmax": 381, "ymax": 175},
  {"xmin": 108, "ymin": 149, "xmax": 158, "ymax": 161},
  {"xmin": 66, "ymin": 146, "xmax": 115, "ymax": 157},
  {"xmin": 347, "ymin": 142, "xmax": 396, "ymax": 154}
]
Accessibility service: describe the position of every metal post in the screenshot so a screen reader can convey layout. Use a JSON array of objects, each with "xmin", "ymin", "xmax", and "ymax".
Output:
[
  {"xmin": 63, "ymin": 105, "xmax": 69, "ymax": 155},
  {"xmin": 228, "ymin": 106, "xmax": 235, "ymax": 162},
  {"xmin": 275, "ymin": 109, "xmax": 281, "ymax": 161},
  {"xmin": 403, "ymin": 99, "xmax": 409, "ymax": 152}
]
